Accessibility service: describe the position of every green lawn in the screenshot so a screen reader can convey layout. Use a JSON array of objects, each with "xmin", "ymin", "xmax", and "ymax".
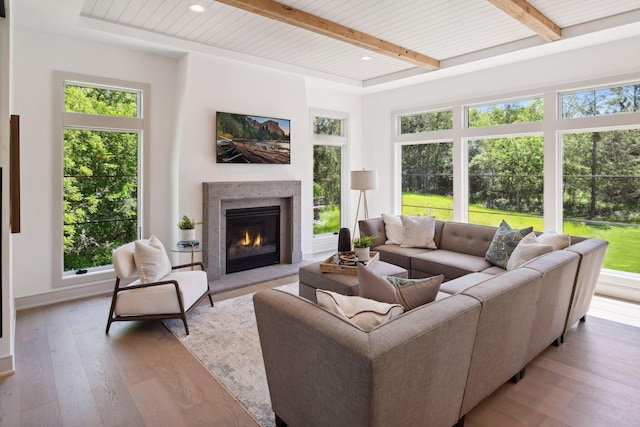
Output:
[{"xmin": 402, "ymin": 193, "xmax": 640, "ymax": 273}]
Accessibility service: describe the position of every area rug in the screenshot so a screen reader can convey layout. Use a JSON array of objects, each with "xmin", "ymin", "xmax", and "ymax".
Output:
[{"xmin": 163, "ymin": 282, "xmax": 299, "ymax": 427}]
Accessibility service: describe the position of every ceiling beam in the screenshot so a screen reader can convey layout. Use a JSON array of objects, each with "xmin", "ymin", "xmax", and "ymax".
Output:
[
  {"xmin": 215, "ymin": 0, "xmax": 440, "ymax": 70},
  {"xmin": 487, "ymin": 0, "xmax": 561, "ymax": 42}
]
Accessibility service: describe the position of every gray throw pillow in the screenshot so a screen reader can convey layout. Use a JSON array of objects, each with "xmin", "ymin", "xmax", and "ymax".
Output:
[
  {"xmin": 485, "ymin": 220, "xmax": 533, "ymax": 269},
  {"xmin": 358, "ymin": 263, "xmax": 443, "ymax": 310}
]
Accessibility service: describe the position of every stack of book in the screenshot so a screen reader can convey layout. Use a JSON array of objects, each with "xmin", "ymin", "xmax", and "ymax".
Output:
[{"xmin": 178, "ymin": 239, "xmax": 200, "ymax": 247}]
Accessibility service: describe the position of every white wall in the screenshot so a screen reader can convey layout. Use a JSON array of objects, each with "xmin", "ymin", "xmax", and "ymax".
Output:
[
  {"xmin": 362, "ymin": 35, "xmax": 640, "ymax": 217},
  {"xmin": 10, "ymin": 28, "xmax": 362, "ymax": 306}
]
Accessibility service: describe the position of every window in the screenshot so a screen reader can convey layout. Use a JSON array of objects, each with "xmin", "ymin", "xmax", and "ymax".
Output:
[
  {"xmin": 467, "ymin": 97, "xmax": 543, "ymax": 127},
  {"xmin": 401, "ymin": 142, "xmax": 453, "ymax": 220},
  {"xmin": 400, "ymin": 110, "xmax": 452, "ymax": 134},
  {"xmin": 56, "ymin": 73, "xmax": 148, "ymax": 281},
  {"xmin": 312, "ymin": 112, "xmax": 348, "ymax": 240},
  {"xmin": 562, "ymin": 84, "xmax": 640, "ymax": 118},
  {"xmin": 468, "ymin": 136, "xmax": 544, "ymax": 228}
]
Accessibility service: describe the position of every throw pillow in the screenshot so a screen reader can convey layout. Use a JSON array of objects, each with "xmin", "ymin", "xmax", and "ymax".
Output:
[
  {"xmin": 485, "ymin": 220, "xmax": 533, "ymax": 269},
  {"xmin": 382, "ymin": 213, "xmax": 404, "ymax": 245},
  {"xmin": 315, "ymin": 289, "xmax": 404, "ymax": 332},
  {"xmin": 133, "ymin": 235, "xmax": 172, "ymax": 283},
  {"xmin": 537, "ymin": 231, "xmax": 571, "ymax": 250},
  {"xmin": 400, "ymin": 215, "xmax": 437, "ymax": 249},
  {"xmin": 358, "ymin": 264, "xmax": 443, "ymax": 310},
  {"xmin": 506, "ymin": 232, "xmax": 554, "ymax": 271}
]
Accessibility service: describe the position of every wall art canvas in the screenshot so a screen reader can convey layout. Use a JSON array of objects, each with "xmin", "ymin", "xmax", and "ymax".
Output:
[{"xmin": 216, "ymin": 112, "xmax": 291, "ymax": 164}]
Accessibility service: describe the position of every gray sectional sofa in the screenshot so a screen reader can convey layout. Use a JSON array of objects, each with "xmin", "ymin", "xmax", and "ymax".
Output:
[{"xmin": 253, "ymin": 218, "xmax": 608, "ymax": 427}]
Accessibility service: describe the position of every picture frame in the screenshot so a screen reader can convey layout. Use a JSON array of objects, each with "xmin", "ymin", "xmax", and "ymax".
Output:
[{"xmin": 216, "ymin": 112, "xmax": 290, "ymax": 164}]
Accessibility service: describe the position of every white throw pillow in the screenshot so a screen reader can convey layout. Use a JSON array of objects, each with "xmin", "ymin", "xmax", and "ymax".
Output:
[
  {"xmin": 506, "ymin": 232, "xmax": 554, "ymax": 271},
  {"xmin": 400, "ymin": 215, "xmax": 437, "ymax": 249},
  {"xmin": 315, "ymin": 289, "xmax": 404, "ymax": 332},
  {"xmin": 133, "ymin": 235, "xmax": 172, "ymax": 283},
  {"xmin": 537, "ymin": 231, "xmax": 571, "ymax": 250},
  {"xmin": 382, "ymin": 213, "xmax": 404, "ymax": 245}
]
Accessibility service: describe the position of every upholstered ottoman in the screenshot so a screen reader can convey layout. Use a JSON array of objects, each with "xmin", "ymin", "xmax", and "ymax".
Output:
[{"xmin": 298, "ymin": 260, "xmax": 408, "ymax": 303}]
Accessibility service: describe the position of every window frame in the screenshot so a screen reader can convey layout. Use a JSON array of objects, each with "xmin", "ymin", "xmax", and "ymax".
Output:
[
  {"xmin": 53, "ymin": 71, "xmax": 150, "ymax": 288},
  {"xmin": 310, "ymin": 109, "xmax": 349, "ymax": 254}
]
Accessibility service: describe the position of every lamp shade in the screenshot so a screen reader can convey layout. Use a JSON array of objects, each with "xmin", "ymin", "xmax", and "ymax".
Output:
[{"xmin": 351, "ymin": 170, "xmax": 378, "ymax": 191}]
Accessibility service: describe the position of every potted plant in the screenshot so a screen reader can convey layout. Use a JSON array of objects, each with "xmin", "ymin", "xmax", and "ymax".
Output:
[
  {"xmin": 178, "ymin": 215, "xmax": 201, "ymax": 243},
  {"xmin": 352, "ymin": 232, "xmax": 376, "ymax": 260}
]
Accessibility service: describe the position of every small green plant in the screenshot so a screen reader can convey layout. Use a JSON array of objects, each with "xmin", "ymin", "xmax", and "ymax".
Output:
[
  {"xmin": 178, "ymin": 215, "xmax": 202, "ymax": 230},
  {"xmin": 353, "ymin": 232, "xmax": 376, "ymax": 248}
]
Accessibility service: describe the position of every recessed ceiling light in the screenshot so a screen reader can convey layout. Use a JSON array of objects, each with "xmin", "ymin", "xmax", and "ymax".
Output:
[
  {"xmin": 189, "ymin": 4, "xmax": 205, "ymax": 13},
  {"xmin": 361, "ymin": 56, "xmax": 372, "ymax": 61}
]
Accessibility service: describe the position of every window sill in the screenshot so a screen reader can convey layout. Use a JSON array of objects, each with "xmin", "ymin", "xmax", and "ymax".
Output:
[{"xmin": 56, "ymin": 268, "xmax": 116, "ymax": 288}]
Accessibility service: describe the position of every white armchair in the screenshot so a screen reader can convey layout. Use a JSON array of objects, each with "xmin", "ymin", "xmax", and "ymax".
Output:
[{"xmin": 106, "ymin": 236, "xmax": 213, "ymax": 335}]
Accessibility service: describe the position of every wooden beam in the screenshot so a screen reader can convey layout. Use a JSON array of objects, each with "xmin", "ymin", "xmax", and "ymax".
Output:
[
  {"xmin": 215, "ymin": 0, "xmax": 440, "ymax": 70},
  {"xmin": 487, "ymin": 0, "xmax": 561, "ymax": 42}
]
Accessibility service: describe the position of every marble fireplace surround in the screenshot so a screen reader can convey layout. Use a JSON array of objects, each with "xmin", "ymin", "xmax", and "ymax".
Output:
[{"xmin": 202, "ymin": 181, "xmax": 303, "ymax": 281}]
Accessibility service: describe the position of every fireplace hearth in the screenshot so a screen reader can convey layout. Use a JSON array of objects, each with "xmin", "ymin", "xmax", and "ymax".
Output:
[{"xmin": 226, "ymin": 206, "xmax": 280, "ymax": 273}]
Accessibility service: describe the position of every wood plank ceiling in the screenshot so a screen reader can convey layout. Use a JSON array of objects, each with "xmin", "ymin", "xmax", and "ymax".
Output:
[{"xmin": 79, "ymin": 0, "xmax": 640, "ymax": 85}]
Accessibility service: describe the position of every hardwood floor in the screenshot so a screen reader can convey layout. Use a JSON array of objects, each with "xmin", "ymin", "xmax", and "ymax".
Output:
[{"xmin": 1, "ymin": 276, "xmax": 639, "ymax": 427}]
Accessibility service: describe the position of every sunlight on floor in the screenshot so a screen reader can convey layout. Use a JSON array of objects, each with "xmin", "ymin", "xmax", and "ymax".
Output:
[{"xmin": 588, "ymin": 295, "xmax": 640, "ymax": 328}]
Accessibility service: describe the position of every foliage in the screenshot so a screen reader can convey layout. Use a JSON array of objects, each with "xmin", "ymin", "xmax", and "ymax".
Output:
[
  {"xmin": 313, "ymin": 117, "xmax": 342, "ymax": 136},
  {"xmin": 313, "ymin": 145, "xmax": 342, "ymax": 235},
  {"xmin": 63, "ymin": 86, "xmax": 139, "ymax": 271},
  {"xmin": 401, "ymin": 110, "xmax": 452, "ymax": 134},
  {"xmin": 178, "ymin": 215, "xmax": 201, "ymax": 230},
  {"xmin": 353, "ymin": 232, "xmax": 376, "ymax": 248}
]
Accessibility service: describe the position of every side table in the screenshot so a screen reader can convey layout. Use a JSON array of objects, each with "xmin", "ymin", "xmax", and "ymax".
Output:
[{"xmin": 170, "ymin": 244, "xmax": 204, "ymax": 267}]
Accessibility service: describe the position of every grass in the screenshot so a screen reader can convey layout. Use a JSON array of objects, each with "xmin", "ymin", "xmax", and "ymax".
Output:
[{"xmin": 402, "ymin": 193, "xmax": 640, "ymax": 274}]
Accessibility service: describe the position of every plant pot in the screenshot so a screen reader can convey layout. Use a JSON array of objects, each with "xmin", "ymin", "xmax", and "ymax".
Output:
[
  {"xmin": 354, "ymin": 247, "xmax": 370, "ymax": 261},
  {"xmin": 180, "ymin": 228, "xmax": 196, "ymax": 242}
]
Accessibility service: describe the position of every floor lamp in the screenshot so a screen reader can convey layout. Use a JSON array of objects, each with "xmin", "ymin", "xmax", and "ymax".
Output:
[{"xmin": 351, "ymin": 169, "xmax": 378, "ymax": 237}]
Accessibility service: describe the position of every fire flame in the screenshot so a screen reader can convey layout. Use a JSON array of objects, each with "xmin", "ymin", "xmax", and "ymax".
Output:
[
  {"xmin": 254, "ymin": 234, "xmax": 262, "ymax": 247},
  {"xmin": 242, "ymin": 231, "xmax": 250, "ymax": 246}
]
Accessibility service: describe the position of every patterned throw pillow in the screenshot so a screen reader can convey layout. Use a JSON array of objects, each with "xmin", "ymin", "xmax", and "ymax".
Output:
[
  {"xmin": 133, "ymin": 235, "xmax": 172, "ymax": 283},
  {"xmin": 485, "ymin": 220, "xmax": 533, "ymax": 269},
  {"xmin": 315, "ymin": 289, "xmax": 404, "ymax": 332},
  {"xmin": 358, "ymin": 263, "xmax": 443, "ymax": 310},
  {"xmin": 506, "ymin": 232, "xmax": 554, "ymax": 271},
  {"xmin": 400, "ymin": 215, "xmax": 437, "ymax": 249}
]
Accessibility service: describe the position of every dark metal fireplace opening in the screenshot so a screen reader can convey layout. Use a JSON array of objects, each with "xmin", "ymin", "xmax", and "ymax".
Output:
[{"xmin": 226, "ymin": 206, "xmax": 281, "ymax": 274}]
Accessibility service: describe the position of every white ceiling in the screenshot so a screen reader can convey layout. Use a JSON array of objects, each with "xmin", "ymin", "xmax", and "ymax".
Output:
[{"xmin": 12, "ymin": 0, "xmax": 640, "ymax": 89}]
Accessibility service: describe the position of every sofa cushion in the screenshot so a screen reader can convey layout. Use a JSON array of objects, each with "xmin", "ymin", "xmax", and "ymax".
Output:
[
  {"xmin": 537, "ymin": 231, "xmax": 571, "ymax": 250},
  {"xmin": 438, "ymin": 222, "xmax": 496, "ymax": 257},
  {"xmin": 485, "ymin": 220, "xmax": 533, "ymax": 269},
  {"xmin": 374, "ymin": 244, "xmax": 431, "ymax": 270},
  {"xmin": 411, "ymin": 250, "xmax": 493, "ymax": 280},
  {"xmin": 506, "ymin": 232, "xmax": 554, "ymax": 271},
  {"xmin": 400, "ymin": 215, "xmax": 437, "ymax": 249},
  {"xmin": 382, "ymin": 213, "xmax": 404, "ymax": 244},
  {"xmin": 358, "ymin": 263, "xmax": 443, "ymax": 310},
  {"xmin": 315, "ymin": 289, "xmax": 404, "ymax": 332},
  {"xmin": 439, "ymin": 272, "xmax": 494, "ymax": 295},
  {"xmin": 133, "ymin": 235, "xmax": 172, "ymax": 283}
]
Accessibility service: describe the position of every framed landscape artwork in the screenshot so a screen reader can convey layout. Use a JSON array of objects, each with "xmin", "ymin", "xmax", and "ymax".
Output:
[{"xmin": 216, "ymin": 112, "xmax": 291, "ymax": 164}]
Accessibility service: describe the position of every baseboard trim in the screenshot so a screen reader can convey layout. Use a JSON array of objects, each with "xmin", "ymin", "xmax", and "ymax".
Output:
[
  {"xmin": 596, "ymin": 271, "xmax": 640, "ymax": 303},
  {"xmin": 0, "ymin": 354, "xmax": 15, "ymax": 377},
  {"xmin": 15, "ymin": 280, "xmax": 113, "ymax": 311}
]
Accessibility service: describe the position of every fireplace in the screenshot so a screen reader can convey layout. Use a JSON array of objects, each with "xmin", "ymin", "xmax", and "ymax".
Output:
[
  {"xmin": 203, "ymin": 181, "xmax": 302, "ymax": 281},
  {"xmin": 226, "ymin": 206, "xmax": 280, "ymax": 273}
]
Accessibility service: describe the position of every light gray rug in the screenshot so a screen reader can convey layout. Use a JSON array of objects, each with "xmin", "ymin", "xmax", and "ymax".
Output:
[{"xmin": 163, "ymin": 282, "xmax": 299, "ymax": 427}]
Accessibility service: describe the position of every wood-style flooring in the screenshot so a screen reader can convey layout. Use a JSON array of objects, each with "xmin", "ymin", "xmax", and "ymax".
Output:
[{"xmin": 1, "ymin": 276, "xmax": 639, "ymax": 427}]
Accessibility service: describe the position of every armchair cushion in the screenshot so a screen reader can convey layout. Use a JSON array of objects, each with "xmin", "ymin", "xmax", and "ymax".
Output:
[
  {"xmin": 133, "ymin": 235, "xmax": 172, "ymax": 283},
  {"xmin": 114, "ymin": 270, "xmax": 209, "ymax": 316}
]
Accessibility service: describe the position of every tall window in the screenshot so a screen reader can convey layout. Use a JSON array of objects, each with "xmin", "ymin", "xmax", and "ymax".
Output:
[
  {"xmin": 401, "ymin": 143, "xmax": 453, "ymax": 220},
  {"xmin": 312, "ymin": 113, "xmax": 347, "ymax": 238},
  {"xmin": 62, "ymin": 80, "xmax": 143, "ymax": 273},
  {"xmin": 468, "ymin": 136, "xmax": 544, "ymax": 228}
]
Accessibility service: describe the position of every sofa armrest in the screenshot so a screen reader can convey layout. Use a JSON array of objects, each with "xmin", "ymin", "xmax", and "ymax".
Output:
[{"xmin": 253, "ymin": 289, "xmax": 481, "ymax": 427}]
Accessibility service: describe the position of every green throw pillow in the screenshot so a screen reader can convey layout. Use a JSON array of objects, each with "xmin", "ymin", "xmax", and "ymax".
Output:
[{"xmin": 485, "ymin": 220, "xmax": 533, "ymax": 269}]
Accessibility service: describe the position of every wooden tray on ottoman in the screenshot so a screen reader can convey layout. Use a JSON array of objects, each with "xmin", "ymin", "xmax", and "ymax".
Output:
[{"xmin": 319, "ymin": 251, "xmax": 379, "ymax": 276}]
